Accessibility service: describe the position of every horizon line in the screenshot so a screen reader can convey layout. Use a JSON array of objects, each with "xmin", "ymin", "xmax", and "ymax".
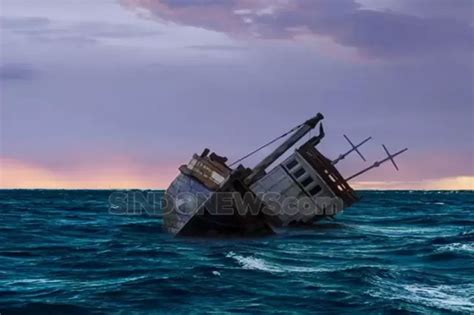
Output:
[{"xmin": 0, "ymin": 187, "xmax": 472, "ymax": 191}]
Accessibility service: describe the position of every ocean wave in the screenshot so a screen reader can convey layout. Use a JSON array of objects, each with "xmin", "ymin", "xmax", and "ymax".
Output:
[
  {"xmin": 2, "ymin": 303, "xmax": 97, "ymax": 315},
  {"xmin": 119, "ymin": 222, "xmax": 163, "ymax": 233},
  {"xmin": 403, "ymin": 284, "xmax": 474, "ymax": 313},
  {"xmin": 435, "ymin": 243, "xmax": 474, "ymax": 255},
  {"xmin": 431, "ymin": 230, "xmax": 474, "ymax": 245},
  {"xmin": 226, "ymin": 252, "xmax": 329, "ymax": 273},
  {"xmin": 226, "ymin": 252, "xmax": 391, "ymax": 276},
  {"xmin": 2, "ymin": 275, "xmax": 150, "ymax": 290},
  {"xmin": 355, "ymin": 224, "xmax": 444, "ymax": 237},
  {"xmin": 3, "ymin": 278, "xmax": 69, "ymax": 286},
  {"xmin": 2, "ymin": 190, "xmax": 474, "ymax": 314},
  {"xmin": 368, "ymin": 277, "xmax": 474, "ymax": 313}
]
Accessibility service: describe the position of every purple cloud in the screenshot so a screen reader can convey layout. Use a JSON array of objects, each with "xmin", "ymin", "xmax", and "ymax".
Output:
[
  {"xmin": 0, "ymin": 16, "xmax": 161, "ymax": 46},
  {"xmin": 0, "ymin": 16, "xmax": 50, "ymax": 29},
  {"xmin": 0, "ymin": 63, "xmax": 36, "ymax": 80},
  {"xmin": 377, "ymin": 0, "xmax": 474, "ymax": 22},
  {"xmin": 123, "ymin": 0, "xmax": 473, "ymax": 59}
]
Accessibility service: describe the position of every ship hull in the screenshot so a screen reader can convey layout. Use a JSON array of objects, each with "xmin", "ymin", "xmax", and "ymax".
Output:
[{"xmin": 163, "ymin": 173, "xmax": 274, "ymax": 237}]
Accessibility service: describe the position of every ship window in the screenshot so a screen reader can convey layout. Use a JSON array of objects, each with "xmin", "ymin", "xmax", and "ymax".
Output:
[
  {"xmin": 286, "ymin": 160, "xmax": 298, "ymax": 170},
  {"xmin": 301, "ymin": 177, "xmax": 313, "ymax": 187},
  {"xmin": 294, "ymin": 168, "xmax": 305, "ymax": 178},
  {"xmin": 309, "ymin": 185, "xmax": 322, "ymax": 196}
]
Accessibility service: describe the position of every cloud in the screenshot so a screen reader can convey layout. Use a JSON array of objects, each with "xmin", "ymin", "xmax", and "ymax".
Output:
[
  {"xmin": 72, "ymin": 21, "xmax": 163, "ymax": 38},
  {"xmin": 0, "ymin": 16, "xmax": 50, "ymax": 29},
  {"xmin": 0, "ymin": 16, "xmax": 162, "ymax": 45},
  {"xmin": 186, "ymin": 44, "xmax": 246, "ymax": 51},
  {"xmin": 359, "ymin": 0, "xmax": 474, "ymax": 23},
  {"xmin": 122, "ymin": 0, "xmax": 474, "ymax": 59},
  {"xmin": 0, "ymin": 63, "xmax": 36, "ymax": 80}
]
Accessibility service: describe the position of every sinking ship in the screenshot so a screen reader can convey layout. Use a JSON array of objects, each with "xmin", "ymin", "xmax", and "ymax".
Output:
[{"xmin": 163, "ymin": 113, "xmax": 407, "ymax": 237}]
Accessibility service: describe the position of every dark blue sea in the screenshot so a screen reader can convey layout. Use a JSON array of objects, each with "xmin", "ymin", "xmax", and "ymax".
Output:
[{"xmin": 0, "ymin": 190, "xmax": 473, "ymax": 314}]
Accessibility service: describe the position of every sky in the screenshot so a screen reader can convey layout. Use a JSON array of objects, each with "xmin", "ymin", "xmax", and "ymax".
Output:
[{"xmin": 0, "ymin": 0, "xmax": 473, "ymax": 190}]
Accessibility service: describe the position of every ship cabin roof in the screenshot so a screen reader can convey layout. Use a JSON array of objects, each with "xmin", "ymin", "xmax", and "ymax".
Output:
[{"xmin": 179, "ymin": 150, "xmax": 232, "ymax": 191}]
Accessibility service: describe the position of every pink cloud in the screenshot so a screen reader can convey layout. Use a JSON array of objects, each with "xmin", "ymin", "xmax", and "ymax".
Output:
[{"xmin": 121, "ymin": 0, "xmax": 473, "ymax": 59}]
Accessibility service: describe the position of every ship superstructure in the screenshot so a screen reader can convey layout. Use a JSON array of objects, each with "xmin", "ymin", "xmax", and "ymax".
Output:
[{"xmin": 163, "ymin": 113, "xmax": 407, "ymax": 237}]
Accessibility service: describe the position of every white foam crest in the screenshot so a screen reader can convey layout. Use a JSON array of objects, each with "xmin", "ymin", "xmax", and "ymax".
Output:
[
  {"xmin": 2, "ymin": 275, "xmax": 149, "ymax": 288},
  {"xmin": 368, "ymin": 277, "xmax": 474, "ymax": 313},
  {"xmin": 356, "ymin": 224, "xmax": 441, "ymax": 236},
  {"xmin": 435, "ymin": 243, "xmax": 474, "ymax": 255},
  {"xmin": 6, "ymin": 278, "xmax": 67, "ymax": 285},
  {"xmin": 226, "ymin": 252, "xmax": 327, "ymax": 273},
  {"xmin": 403, "ymin": 284, "xmax": 474, "ymax": 313}
]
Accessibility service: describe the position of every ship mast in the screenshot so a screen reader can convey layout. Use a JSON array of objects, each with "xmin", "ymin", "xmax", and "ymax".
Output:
[
  {"xmin": 244, "ymin": 113, "xmax": 324, "ymax": 184},
  {"xmin": 332, "ymin": 135, "xmax": 372, "ymax": 165},
  {"xmin": 345, "ymin": 145, "xmax": 408, "ymax": 181}
]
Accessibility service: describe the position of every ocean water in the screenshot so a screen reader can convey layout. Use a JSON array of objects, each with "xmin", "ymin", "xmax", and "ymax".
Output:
[{"xmin": 0, "ymin": 190, "xmax": 473, "ymax": 315}]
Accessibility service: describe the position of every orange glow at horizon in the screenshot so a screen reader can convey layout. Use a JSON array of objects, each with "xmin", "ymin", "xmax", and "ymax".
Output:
[
  {"xmin": 352, "ymin": 176, "xmax": 474, "ymax": 190},
  {"xmin": 0, "ymin": 158, "xmax": 177, "ymax": 189},
  {"xmin": 1, "ymin": 158, "xmax": 473, "ymax": 190}
]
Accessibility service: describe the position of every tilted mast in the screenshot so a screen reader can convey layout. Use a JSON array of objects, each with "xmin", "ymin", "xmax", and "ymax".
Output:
[
  {"xmin": 244, "ymin": 113, "xmax": 324, "ymax": 184},
  {"xmin": 345, "ymin": 145, "xmax": 408, "ymax": 181}
]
